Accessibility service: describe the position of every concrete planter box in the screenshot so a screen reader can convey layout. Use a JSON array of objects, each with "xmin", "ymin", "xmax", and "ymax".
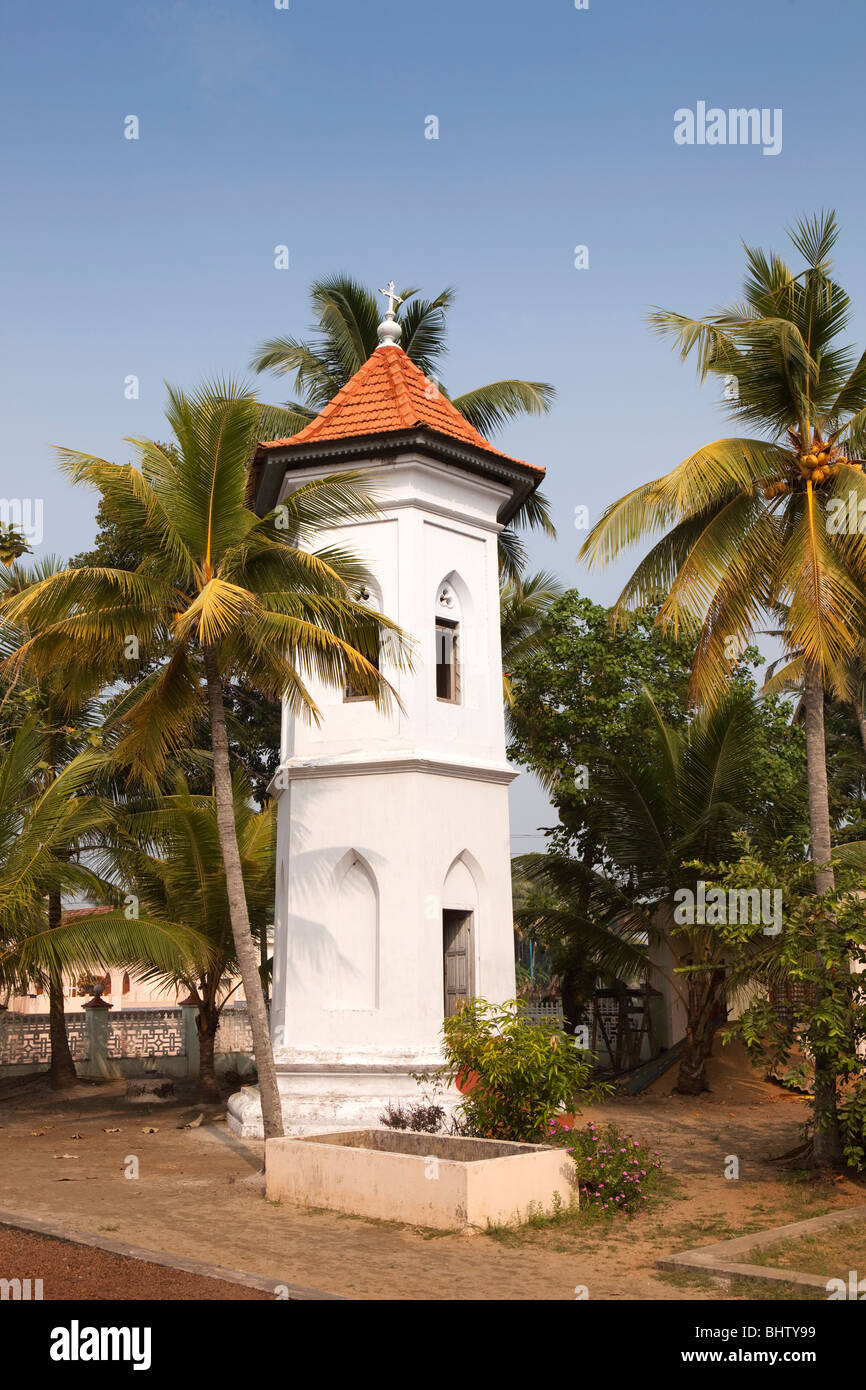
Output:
[{"xmin": 265, "ymin": 1128, "xmax": 578, "ymax": 1230}]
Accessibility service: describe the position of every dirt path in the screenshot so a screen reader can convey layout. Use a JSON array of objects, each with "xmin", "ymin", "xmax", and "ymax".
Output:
[{"xmin": 0, "ymin": 1044, "xmax": 862, "ymax": 1301}]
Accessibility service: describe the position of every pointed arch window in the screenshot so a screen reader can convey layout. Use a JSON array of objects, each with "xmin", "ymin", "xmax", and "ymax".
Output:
[{"xmin": 435, "ymin": 582, "xmax": 461, "ymax": 704}]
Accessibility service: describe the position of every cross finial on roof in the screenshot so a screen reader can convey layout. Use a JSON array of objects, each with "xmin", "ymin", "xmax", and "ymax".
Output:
[
  {"xmin": 379, "ymin": 280, "xmax": 403, "ymax": 315},
  {"xmin": 377, "ymin": 280, "xmax": 403, "ymax": 347}
]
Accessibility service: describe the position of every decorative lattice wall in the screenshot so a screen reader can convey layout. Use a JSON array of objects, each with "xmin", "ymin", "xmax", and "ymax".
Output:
[
  {"xmin": 0, "ymin": 1012, "xmax": 87, "ymax": 1064},
  {"xmin": 106, "ymin": 1008, "xmax": 183, "ymax": 1059},
  {"xmin": 215, "ymin": 1007, "xmax": 254, "ymax": 1053},
  {"xmin": 0, "ymin": 1005, "xmax": 253, "ymax": 1066}
]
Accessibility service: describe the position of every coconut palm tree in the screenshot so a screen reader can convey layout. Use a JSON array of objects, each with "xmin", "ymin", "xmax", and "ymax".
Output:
[
  {"xmin": 574, "ymin": 687, "xmax": 771, "ymax": 1093},
  {"xmin": 500, "ymin": 570, "xmax": 563, "ymax": 726},
  {"xmin": 0, "ymin": 380, "xmax": 411, "ymax": 1138},
  {"xmin": 0, "ymin": 557, "xmax": 108, "ymax": 1087},
  {"xmin": 112, "ymin": 771, "xmax": 275, "ymax": 1102},
  {"xmin": 580, "ymin": 213, "xmax": 866, "ymax": 1159},
  {"xmin": 0, "ymin": 721, "xmax": 206, "ymax": 1002},
  {"xmin": 512, "ymin": 851, "xmax": 652, "ymax": 1038},
  {"xmin": 0, "ymin": 526, "xmax": 31, "ymax": 567},
  {"xmin": 251, "ymin": 274, "xmax": 557, "ymax": 578}
]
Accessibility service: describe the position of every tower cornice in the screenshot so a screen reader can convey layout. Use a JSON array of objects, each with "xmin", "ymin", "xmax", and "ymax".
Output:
[
  {"xmin": 268, "ymin": 752, "xmax": 519, "ymax": 797},
  {"xmin": 254, "ymin": 426, "xmax": 540, "ymax": 525}
]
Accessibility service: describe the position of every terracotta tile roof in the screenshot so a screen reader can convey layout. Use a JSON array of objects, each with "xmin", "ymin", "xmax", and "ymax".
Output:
[{"xmin": 258, "ymin": 345, "xmax": 545, "ymax": 477}]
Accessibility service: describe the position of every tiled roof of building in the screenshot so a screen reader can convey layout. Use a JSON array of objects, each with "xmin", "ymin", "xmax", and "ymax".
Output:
[{"xmin": 258, "ymin": 344, "xmax": 544, "ymax": 477}]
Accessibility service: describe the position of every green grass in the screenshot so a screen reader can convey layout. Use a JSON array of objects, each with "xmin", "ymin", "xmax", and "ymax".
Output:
[
  {"xmin": 647, "ymin": 1209, "xmax": 770, "ymax": 1247},
  {"xmin": 483, "ymin": 1180, "xmax": 674, "ymax": 1248},
  {"xmin": 654, "ymin": 1268, "xmax": 824, "ymax": 1301},
  {"xmin": 748, "ymin": 1223, "xmax": 866, "ymax": 1277}
]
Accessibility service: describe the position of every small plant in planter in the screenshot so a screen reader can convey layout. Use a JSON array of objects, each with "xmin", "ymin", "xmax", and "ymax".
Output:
[
  {"xmin": 425, "ymin": 997, "xmax": 610, "ymax": 1144},
  {"xmin": 379, "ymin": 1101, "xmax": 447, "ymax": 1134}
]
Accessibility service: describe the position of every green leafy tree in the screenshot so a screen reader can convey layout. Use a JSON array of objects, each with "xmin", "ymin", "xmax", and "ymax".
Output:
[
  {"xmin": 0, "ymin": 379, "xmax": 410, "ymax": 1138},
  {"xmin": 824, "ymin": 696, "xmax": 866, "ymax": 840},
  {"xmin": 251, "ymin": 274, "xmax": 557, "ymax": 578},
  {"xmin": 508, "ymin": 592, "xmax": 696, "ymax": 851},
  {"xmin": 580, "ymin": 214, "xmax": 866, "ymax": 1161},
  {"xmin": 690, "ymin": 842, "xmax": 866, "ymax": 1170}
]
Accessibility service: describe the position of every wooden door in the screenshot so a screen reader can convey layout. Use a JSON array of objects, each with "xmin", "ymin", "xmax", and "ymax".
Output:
[{"xmin": 443, "ymin": 909, "xmax": 474, "ymax": 1017}]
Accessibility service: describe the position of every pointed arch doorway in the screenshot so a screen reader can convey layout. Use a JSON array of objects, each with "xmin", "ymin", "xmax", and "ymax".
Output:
[
  {"xmin": 443, "ymin": 909, "xmax": 474, "ymax": 1017},
  {"xmin": 442, "ymin": 855, "xmax": 478, "ymax": 1018}
]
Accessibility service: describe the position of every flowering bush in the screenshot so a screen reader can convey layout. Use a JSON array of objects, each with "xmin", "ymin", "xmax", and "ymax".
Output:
[{"xmin": 563, "ymin": 1120, "xmax": 663, "ymax": 1215}]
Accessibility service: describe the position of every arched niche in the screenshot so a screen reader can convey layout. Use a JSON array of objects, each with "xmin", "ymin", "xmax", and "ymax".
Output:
[
  {"xmin": 442, "ymin": 853, "xmax": 479, "ymax": 912},
  {"xmin": 327, "ymin": 851, "xmax": 379, "ymax": 1010}
]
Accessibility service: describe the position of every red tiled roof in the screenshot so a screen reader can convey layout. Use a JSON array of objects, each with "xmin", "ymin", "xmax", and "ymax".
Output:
[{"xmin": 258, "ymin": 344, "xmax": 545, "ymax": 477}]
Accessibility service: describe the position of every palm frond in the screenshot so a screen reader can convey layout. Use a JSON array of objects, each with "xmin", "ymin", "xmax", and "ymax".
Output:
[{"xmin": 451, "ymin": 380, "xmax": 555, "ymax": 437}]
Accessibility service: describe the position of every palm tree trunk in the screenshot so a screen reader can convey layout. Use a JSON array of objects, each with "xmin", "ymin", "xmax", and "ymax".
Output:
[
  {"xmin": 560, "ymin": 966, "xmax": 582, "ymax": 1037},
  {"xmin": 675, "ymin": 958, "xmax": 723, "ymax": 1095},
  {"xmin": 853, "ymin": 697, "xmax": 866, "ymax": 758},
  {"xmin": 203, "ymin": 643, "xmax": 283, "ymax": 1139},
  {"xmin": 197, "ymin": 1006, "xmax": 222, "ymax": 1104},
  {"xmin": 47, "ymin": 889, "xmax": 77, "ymax": 1090},
  {"xmin": 802, "ymin": 661, "xmax": 842, "ymax": 1168}
]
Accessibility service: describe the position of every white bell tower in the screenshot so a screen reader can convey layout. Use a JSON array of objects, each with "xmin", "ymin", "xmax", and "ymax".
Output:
[{"xmin": 228, "ymin": 291, "xmax": 545, "ymax": 1137}]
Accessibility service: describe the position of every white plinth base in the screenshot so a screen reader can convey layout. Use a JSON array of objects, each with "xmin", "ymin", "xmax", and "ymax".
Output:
[{"xmin": 226, "ymin": 1067, "xmax": 463, "ymax": 1139}]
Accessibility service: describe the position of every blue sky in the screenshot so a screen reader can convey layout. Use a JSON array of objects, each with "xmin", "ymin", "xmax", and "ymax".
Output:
[{"xmin": 2, "ymin": 0, "xmax": 865, "ymax": 841}]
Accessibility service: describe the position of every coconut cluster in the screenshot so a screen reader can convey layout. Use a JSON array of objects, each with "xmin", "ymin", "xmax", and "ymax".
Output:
[{"xmin": 797, "ymin": 442, "xmax": 863, "ymax": 487}]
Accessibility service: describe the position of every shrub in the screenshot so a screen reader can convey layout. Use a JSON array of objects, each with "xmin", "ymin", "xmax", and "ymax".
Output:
[
  {"xmin": 839, "ymin": 1081, "xmax": 866, "ymax": 1172},
  {"xmin": 433, "ymin": 997, "xmax": 609, "ymax": 1144},
  {"xmin": 379, "ymin": 1101, "xmax": 446, "ymax": 1134},
  {"xmin": 566, "ymin": 1120, "xmax": 663, "ymax": 1215},
  {"xmin": 688, "ymin": 843, "xmax": 866, "ymax": 1169}
]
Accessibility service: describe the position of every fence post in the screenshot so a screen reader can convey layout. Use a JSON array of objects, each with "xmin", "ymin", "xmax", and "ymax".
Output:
[
  {"xmin": 179, "ymin": 996, "xmax": 200, "ymax": 1080},
  {"xmin": 82, "ymin": 992, "xmax": 113, "ymax": 1078}
]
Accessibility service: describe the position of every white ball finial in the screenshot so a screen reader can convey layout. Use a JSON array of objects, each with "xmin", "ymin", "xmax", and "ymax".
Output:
[{"xmin": 377, "ymin": 280, "xmax": 403, "ymax": 347}]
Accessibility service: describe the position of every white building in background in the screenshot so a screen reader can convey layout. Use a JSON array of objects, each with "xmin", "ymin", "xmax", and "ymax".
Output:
[
  {"xmin": 228, "ymin": 293, "xmax": 546, "ymax": 1136},
  {"xmin": 4, "ymin": 909, "xmax": 187, "ymax": 1014}
]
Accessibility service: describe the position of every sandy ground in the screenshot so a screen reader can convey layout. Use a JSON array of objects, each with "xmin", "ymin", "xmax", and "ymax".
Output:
[{"xmin": 0, "ymin": 1040, "xmax": 862, "ymax": 1301}]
